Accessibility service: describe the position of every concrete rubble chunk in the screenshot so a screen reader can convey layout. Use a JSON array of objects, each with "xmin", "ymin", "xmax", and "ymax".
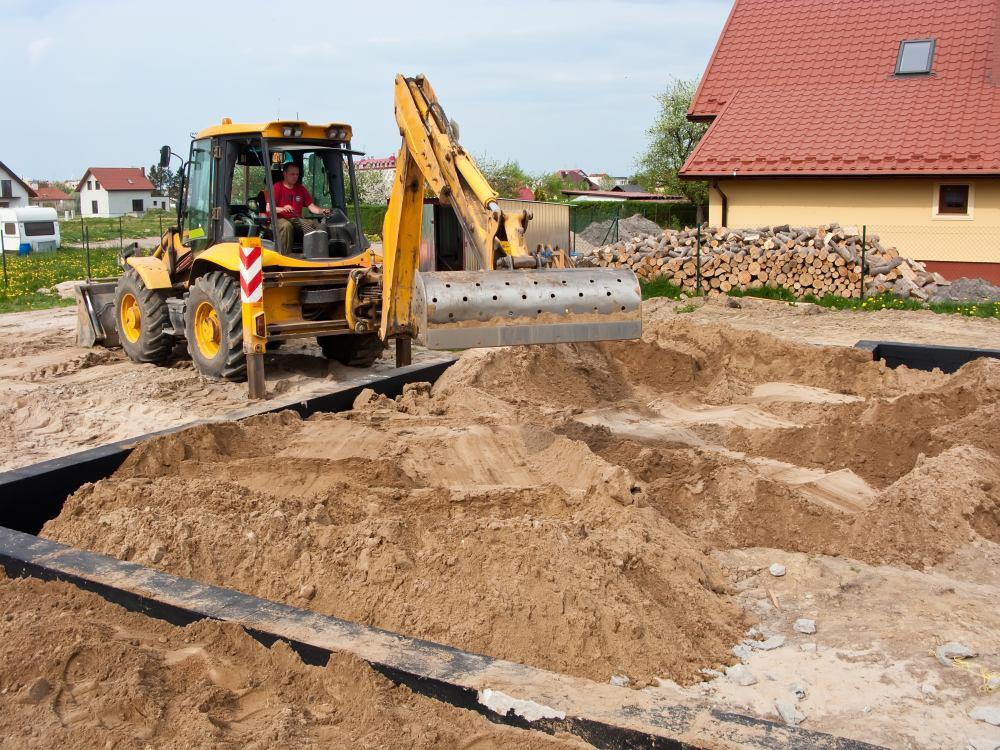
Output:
[
  {"xmin": 732, "ymin": 643, "xmax": 753, "ymax": 661},
  {"xmin": 754, "ymin": 635, "xmax": 786, "ymax": 651},
  {"xmin": 769, "ymin": 563, "xmax": 786, "ymax": 577},
  {"xmin": 970, "ymin": 704, "xmax": 1000, "ymax": 726},
  {"xmin": 967, "ymin": 738, "xmax": 1000, "ymax": 750},
  {"xmin": 936, "ymin": 641, "xmax": 978, "ymax": 667},
  {"xmin": 799, "ymin": 643, "xmax": 817, "ymax": 653},
  {"xmin": 790, "ymin": 682, "xmax": 807, "ymax": 699},
  {"xmin": 793, "ymin": 618, "xmax": 817, "ymax": 635},
  {"xmin": 775, "ymin": 700, "xmax": 806, "ymax": 726},
  {"xmin": 609, "ymin": 675, "xmax": 630, "ymax": 687},
  {"xmin": 725, "ymin": 664, "xmax": 759, "ymax": 687}
]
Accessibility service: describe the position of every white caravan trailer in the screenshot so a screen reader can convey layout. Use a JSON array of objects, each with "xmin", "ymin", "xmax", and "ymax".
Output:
[{"xmin": 0, "ymin": 206, "xmax": 60, "ymax": 254}]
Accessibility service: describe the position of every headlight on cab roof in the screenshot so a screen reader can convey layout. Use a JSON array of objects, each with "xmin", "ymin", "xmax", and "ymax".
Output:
[
  {"xmin": 327, "ymin": 127, "xmax": 348, "ymax": 140},
  {"xmin": 281, "ymin": 126, "xmax": 303, "ymax": 137}
]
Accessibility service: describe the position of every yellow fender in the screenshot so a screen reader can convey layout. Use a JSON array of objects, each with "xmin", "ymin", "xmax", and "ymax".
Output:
[
  {"xmin": 125, "ymin": 256, "xmax": 172, "ymax": 290},
  {"xmin": 189, "ymin": 241, "xmax": 374, "ymax": 277}
]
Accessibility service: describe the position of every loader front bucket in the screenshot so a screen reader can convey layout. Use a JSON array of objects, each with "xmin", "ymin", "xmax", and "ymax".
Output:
[
  {"xmin": 75, "ymin": 279, "xmax": 120, "ymax": 348},
  {"xmin": 413, "ymin": 268, "xmax": 641, "ymax": 349}
]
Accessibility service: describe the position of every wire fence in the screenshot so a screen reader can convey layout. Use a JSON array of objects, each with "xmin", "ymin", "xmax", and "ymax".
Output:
[{"xmin": 571, "ymin": 201, "xmax": 702, "ymax": 251}]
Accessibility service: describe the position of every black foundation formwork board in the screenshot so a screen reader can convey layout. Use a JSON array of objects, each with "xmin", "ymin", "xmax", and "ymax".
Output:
[
  {"xmin": 0, "ymin": 356, "xmax": 897, "ymax": 749},
  {"xmin": 855, "ymin": 339, "xmax": 1000, "ymax": 373}
]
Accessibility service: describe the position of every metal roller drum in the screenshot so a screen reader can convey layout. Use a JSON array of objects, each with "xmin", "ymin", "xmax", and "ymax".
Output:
[{"xmin": 414, "ymin": 268, "xmax": 642, "ymax": 349}]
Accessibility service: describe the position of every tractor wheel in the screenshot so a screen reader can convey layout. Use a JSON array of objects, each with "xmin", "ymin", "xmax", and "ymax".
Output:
[
  {"xmin": 318, "ymin": 333, "xmax": 385, "ymax": 367},
  {"xmin": 114, "ymin": 268, "xmax": 173, "ymax": 364},
  {"xmin": 185, "ymin": 271, "xmax": 246, "ymax": 381}
]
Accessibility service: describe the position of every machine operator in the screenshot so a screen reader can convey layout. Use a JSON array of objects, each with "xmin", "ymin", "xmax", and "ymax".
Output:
[{"xmin": 270, "ymin": 162, "xmax": 331, "ymax": 252}]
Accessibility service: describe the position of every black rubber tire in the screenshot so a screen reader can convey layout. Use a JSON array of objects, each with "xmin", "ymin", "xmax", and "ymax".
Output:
[
  {"xmin": 185, "ymin": 271, "xmax": 246, "ymax": 381},
  {"xmin": 265, "ymin": 340, "xmax": 284, "ymax": 351},
  {"xmin": 318, "ymin": 333, "xmax": 385, "ymax": 367},
  {"xmin": 114, "ymin": 268, "xmax": 173, "ymax": 364}
]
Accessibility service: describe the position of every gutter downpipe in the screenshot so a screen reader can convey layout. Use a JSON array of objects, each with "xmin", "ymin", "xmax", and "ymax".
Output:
[{"xmin": 711, "ymin": 178, "xmax": 730, "ymax": 228}]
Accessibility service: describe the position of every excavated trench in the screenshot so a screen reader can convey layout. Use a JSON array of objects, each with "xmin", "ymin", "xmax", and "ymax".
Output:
[{"xmin": 41, "ymin": 317, "xmax": 1000, "ymax": 690}]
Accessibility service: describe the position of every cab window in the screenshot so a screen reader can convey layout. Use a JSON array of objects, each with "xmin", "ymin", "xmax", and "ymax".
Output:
[{"xmin": 183, "ymin": 139, "xmax": 213, "ymax": 251}]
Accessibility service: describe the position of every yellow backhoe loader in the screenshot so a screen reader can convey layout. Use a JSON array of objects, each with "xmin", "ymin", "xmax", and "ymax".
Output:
[{"xmin": 77, "ymin": 74, "xmax": 641, "ymax": 393}]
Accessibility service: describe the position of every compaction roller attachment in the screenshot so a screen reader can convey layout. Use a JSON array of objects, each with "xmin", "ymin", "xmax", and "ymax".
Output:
[{"xmin": 413, "ymin": 268, "xmax": 642, "ymax": 349}]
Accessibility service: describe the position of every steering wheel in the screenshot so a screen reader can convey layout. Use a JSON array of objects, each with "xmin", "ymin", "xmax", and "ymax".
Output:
[{"xmin": 231, "ymin": 211, "xmax": 260, "ymax": 236}]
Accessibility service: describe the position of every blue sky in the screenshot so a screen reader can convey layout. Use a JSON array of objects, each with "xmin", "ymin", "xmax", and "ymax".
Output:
[{"xmin": 2, "ymin": 0, "xmax": 731, "ymax": 180}]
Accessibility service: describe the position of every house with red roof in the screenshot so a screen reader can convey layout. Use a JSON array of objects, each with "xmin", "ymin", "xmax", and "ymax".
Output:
[
  {"xmin": 681, "ymin": 0, "xmax": 1000, "ymax": 281},
  {"xmin": 31, "ymin": 186, "xmax": 74, "ymax": 213},
  {"xmin": 75, "ymin": 167, "xmax": 156, "ymax": 217}
]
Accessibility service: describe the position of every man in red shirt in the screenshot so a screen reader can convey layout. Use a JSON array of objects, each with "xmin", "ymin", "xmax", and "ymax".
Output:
[{"xmin": 269, "ymin": 162, "xmax": 331, "ymax": 252}]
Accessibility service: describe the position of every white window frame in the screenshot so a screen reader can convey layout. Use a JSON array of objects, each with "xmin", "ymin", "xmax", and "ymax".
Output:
[{"xmin": 932, "ymin": 182, "xmax": 974, "ymax": 221}]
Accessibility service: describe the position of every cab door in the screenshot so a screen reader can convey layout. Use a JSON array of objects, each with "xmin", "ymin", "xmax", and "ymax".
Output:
[{"xmin": 181, "ymin": 138, "xmax": 215, "ymax": 252}]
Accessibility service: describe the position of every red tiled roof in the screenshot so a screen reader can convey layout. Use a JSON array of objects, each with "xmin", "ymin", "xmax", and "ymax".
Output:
[
  {"xmin": 355, "ymin": 155, "xmax": 396, "ymax": 171},
  {"xmin": 33, "ymin": 187, "xmax": 71, "ymax": 201},
  {"xmin": 75, "ymin": 167, "xmax": 154, "ymax": 192},
  {"xmin": 682, "ymin": 0, "xmax": 1000, "ymax": 177}
]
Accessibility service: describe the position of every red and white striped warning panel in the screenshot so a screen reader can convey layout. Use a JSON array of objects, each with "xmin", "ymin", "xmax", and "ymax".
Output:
[{"xmin": 239, "ymin": 244, "xmax": 263, "ymax": 303}]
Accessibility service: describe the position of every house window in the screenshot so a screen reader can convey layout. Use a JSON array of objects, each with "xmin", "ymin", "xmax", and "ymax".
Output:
[
  {"xmin": 938, "ymin": 184, "xmax": 970, "ymax": 215},
  {"xmin": 91, "ymin": 200, "xmax": 98, "ymax": 214},
  {"xmin": 896, "ymin": 39, "xmax": 935, "ymax": 75},
  {"xmin": 87, "ymin": 180, "xmax": 92, "ymax": 190},
  {"xmin": 132, "ymin": 199, "xmax": 144, "ymax": 212},
  {"xmin": 0, "ymin": 180, "xmax": 11, "ymax": 198},
  {"xmin": 94, "ymin": 181, "xmax": 100, "ymax": 190}
]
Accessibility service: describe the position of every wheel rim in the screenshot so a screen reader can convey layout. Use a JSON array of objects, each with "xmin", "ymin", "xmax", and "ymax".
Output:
[
  {"xmin": 120, "ymin": 293, "xmax": 141, "ymax": 343},
  {"xmin": 194, "ymin": 301, "xmax": 222, "ymax": 358}
]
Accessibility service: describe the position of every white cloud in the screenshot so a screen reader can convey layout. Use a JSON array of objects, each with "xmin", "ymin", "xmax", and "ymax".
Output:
[{"xmin": 27, "ymin": 36, "xmax": 53, "ymax": 64}]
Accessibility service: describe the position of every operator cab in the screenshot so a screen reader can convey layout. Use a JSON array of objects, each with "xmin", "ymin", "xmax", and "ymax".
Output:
[{"xmin": 178, "ymin": 121, "xmax": 369, "ymax": 260}]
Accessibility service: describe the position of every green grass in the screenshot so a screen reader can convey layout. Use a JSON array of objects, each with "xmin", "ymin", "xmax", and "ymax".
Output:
[
  {"xmin": 674, "ymin": 303, "xmax": 698, "ymax": 314},
  {"xmin": 0, "ymin": 246, "xmax": 121, "ymax": 313},
  {"xmin": 59, "ymin": 211, "xmax": 173, "ymax": 244},
  {"xmin": 642, "ymin": 280, "xmax": 1000, "ymax": 320},
  {"xmin": 640, "ymin": 277, "xmax": 686, "ymax": 300}
]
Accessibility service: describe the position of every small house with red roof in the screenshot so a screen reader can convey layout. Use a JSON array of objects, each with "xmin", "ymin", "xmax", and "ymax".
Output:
[
  {"xmin": 682, "ymin": 0, "xmax": 1000, "ymax": 281},
  {"xmin": 76, "ymin": 167, "xmax": 156, "ymax": 217},
  {"xmin": 31, "ymin": 186, "xmax": 74, "ymax": 212}
]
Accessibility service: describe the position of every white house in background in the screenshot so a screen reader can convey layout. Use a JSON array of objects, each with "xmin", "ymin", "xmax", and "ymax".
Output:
[
  {"xmin": 149, "ymin": 191, "xmax": 173, "ymax": 211},
  {"xmin": 0, "ymin": 159, "xmax": 37, "ymax": 208},
  {"xmin": 75, "ymin": 167, "xmax": 155, "ymax": 217}
]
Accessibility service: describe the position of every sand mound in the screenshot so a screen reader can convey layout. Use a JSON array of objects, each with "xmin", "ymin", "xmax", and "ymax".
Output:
[
  {"xmin": 45, "ymin": 409, "xmax": 746, "ymax": 687},
  {"xmin": 0, "ymin": 573, "xmax": 578, "ymax": 749},
  {"xmin": 848, "ymin": 445, "xmax": 1000, "ymax": 568}
]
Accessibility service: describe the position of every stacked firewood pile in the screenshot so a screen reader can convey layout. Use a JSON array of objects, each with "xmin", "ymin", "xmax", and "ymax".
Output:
[{"xmin": 576, "ymin": 224, "xmax": 949, "ymax": 300}]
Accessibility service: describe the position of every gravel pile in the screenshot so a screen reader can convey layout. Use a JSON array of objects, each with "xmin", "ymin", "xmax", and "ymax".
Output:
[
  {"xmin": 927, "ymin": 277, "xmax": 1000, "ymax": 303},
  {"xmin": 577, "ymin": 213, "xmax": 662, "ymax": 247}
]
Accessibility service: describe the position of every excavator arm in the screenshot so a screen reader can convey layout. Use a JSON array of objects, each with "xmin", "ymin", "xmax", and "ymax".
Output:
[{"xmin": 379, "ymin": 73, "xmax": 641, "ymax": 350}]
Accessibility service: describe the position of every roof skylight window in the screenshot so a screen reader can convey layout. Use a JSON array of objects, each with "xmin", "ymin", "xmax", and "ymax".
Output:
[{"xmin": 896, "ymin": 39, "xmax": 935, "ymax": 75}]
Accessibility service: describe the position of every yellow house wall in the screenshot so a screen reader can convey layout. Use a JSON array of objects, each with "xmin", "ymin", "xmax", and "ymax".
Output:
[{"xmin": 708, "ymin": 178, "xmax": 1000, "ymax": 264}]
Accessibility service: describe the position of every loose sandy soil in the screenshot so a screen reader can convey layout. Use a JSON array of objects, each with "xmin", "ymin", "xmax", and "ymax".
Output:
[
  {"xmin": 3, "ymin": 298, "xmax": 999, "ymax": 472},
  {"xmin": 647, "ymin": 294, "xmax": 1000, "ymax": 348},
  {"xmin": 0, "ymin": 572, "xmax": 584, "ymax": 749},
  {"xmin": 39, "ymin": 308, "xmax": 1000, "ymax": 749},
  {"xmin": 0, "ymin": 307, "xmax": 442, "ymax": 472}
]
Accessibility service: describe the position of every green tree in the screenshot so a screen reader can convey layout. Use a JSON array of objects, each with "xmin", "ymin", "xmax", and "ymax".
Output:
[
  {"xmin": 638, "ymin": 78, "xmax": 708, "ymax": 205},
  {"xmin": 474, "ymin": 154, "xmax": 533, "ymax": 199},
  {"xmin": 532, "ymin": 172, "xmax": 572, "ymax": 202}
]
